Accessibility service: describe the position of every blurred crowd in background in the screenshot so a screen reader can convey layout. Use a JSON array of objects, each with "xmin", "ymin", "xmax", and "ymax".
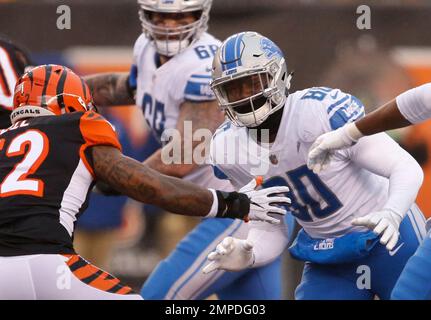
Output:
[{"xmin": 1, "ymin": 0, "xmax": 431, "ymax": 298}]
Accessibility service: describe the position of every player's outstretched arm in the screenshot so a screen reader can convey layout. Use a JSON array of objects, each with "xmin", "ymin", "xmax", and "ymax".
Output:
[
  {"xmin": 92, "ymin": 145, "xmax": 215, "ymax": 216},
  {"xmin": 91, "ymin": 145, "xmax": 291, "ymax": 222},
  {"xmin": 84, "ymin": 72, "xmax": 135, "ymax": 107},
  {"xmin": 353, "ymin": 99, "xmax": 410, "ymax": 136}
]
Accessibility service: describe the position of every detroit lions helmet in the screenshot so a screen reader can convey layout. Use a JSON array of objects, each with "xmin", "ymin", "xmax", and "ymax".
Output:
[
  {"xmin": 138, "ymin": 0, "xmax": 212, "ymax": 57},
  {"xmin": 211, "ymin": 32, "xmax": 292, "ymax": 127}
]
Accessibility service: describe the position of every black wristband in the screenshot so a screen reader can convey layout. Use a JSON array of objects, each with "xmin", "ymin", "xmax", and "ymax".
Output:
[{"xmin": 215, "ymin": 190, "xmax": 250, "ymax": 220}]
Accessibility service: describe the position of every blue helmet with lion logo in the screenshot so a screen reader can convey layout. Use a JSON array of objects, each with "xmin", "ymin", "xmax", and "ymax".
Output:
[{"xmin": 211, "ymin": 32, "xmax": 292, "ymax": 127}]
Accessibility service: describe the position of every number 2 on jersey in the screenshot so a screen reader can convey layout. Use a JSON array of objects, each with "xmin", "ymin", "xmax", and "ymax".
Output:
[{"xmin": 0, "ymin": 130, "xmax": 49, "ymax": 197}]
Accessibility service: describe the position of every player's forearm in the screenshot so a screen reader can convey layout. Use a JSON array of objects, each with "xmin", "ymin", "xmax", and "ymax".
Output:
[
  {"xmin": 348, "ymin": 133, "xmax": 424, "ymax": 217},
  {"xmin": 355, "ymin": 83, "xmax": 431, "ymax": 136},
  {"xmin": 92, "ymin": 146, "xmax": 252, "ymax": 219},
  {"xmin": 84, "ymin": 72, "xmax": 135, "ymax": 106},
  {"xmin": 143, "ymin": 148, "xmax": 198, "ymax": 178},
  {"xmin": 383, "ymin": 154, "xmax": 424, "ymax": 217},
  {"xmin": 355, "ymin": 99, "xmax": 411, "ymax": 136},
  {"xmin": 92, "ymin": 146, "xmax": 212, "ymax": 216}
]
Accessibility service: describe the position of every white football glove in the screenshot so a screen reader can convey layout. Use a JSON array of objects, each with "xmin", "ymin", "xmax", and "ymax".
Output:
[
  {"xmin": 307, "ymin": 123, "xmax": 363, "ymax": 174},
  {"xmin": 351, "ymin": 209, "xmax": 403, "ymax": 251},
  {"xmin": 240, "ymin": 177, "xmax": 291, "ymax": 224},
  {"xmin": 203, "ymin": 237, "xmax": 255, "ymax": 274}
]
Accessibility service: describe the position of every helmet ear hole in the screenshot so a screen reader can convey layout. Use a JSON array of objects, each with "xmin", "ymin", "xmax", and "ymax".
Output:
[{"xmin": 66, "ymin": 106, "xmax": 76, "ymax": 113}]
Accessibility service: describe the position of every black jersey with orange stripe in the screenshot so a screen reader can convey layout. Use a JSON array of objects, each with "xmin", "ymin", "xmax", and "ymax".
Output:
[{"xmin": 0, "ymin": 111, "xmax": 121, "ymax": 256}]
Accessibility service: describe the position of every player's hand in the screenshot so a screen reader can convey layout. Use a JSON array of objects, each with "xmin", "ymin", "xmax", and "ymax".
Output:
[
  {"xmin": 351, "ymin": 209, "xmax": 403, "ymax": 251},
  {"xmin": 307, "ymin": 123, "xmax": 361, "ymax": 174},
  {"xmin": 240, "ymin": 177, "xmax": 291, "ymax": 224},
  {"xmin": 203, "ymin": 237, "xmax": 255, "ymax": 274}
]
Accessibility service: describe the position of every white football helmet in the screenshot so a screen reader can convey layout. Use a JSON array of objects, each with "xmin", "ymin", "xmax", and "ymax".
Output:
[
  {"xmin": 138, "ymin": 0, "xmax": 212, "ymax": 57},
  {"xmin": 211, "ymin": 31, "xmax": 292, "ymax": 127}
]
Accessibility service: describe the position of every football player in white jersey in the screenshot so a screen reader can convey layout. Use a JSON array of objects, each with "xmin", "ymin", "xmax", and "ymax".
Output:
[
  {"xmin": 203, "ymin": 31, "xmax": 427, "ymax": 299},
  {"xmin": 307, "ymin": 83, "xmax": 431, "ymax": 299},
  {"xmin": 85, "ymin": 1, "xmax": 294, "ymax": 299}
]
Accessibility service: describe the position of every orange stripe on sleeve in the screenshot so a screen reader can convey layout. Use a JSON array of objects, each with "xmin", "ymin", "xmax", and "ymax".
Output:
[
  {"xmin": 73, "ymin": 264, "xmax": 100, "ymax": 280},
  {"xmin": 64, "ymin": 254, "xmax": 79, "ymax": 266},
  {"xmin": 116, "ymin": 286, "xmax": 133, "ymax": 295},
  {"xmin": 89, "ymin": 272, "xmax": 121, "ymax": 292},
  {"xmin": 79, "ymin": 111, "xmax": 122, "ymax": 177}
]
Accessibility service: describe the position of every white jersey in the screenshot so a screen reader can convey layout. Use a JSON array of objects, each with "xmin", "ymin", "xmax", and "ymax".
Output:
[
  {"xmin": 130, "ymin": 33, "xmax": 233, "ymax": 191},
  {"xmin": 396, "ymin": 82, "xmax": 431, "ymax": 124},
  {"xmin": 211, "ymin": 87, "xmax": 392, "ymax": 239}
]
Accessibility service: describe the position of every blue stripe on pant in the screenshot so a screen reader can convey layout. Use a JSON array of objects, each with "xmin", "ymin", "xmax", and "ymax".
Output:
[
  {"xmin": 141, "ymin": 218, "xmax": 282, "ymax": 300},
  {"xmin": 295, "ymin": 206, "xmax": 426, "ymax": 300}
]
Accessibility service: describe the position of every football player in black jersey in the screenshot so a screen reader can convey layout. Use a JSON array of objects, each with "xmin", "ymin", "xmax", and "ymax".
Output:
[{"xmin": 0, "ymin": 64, "xmax": 290, "ymax": 299}]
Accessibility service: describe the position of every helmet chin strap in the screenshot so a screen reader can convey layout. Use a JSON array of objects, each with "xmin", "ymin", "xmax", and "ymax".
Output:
[
  {"xmin": 10, "ymin": 105, "xmax": 55, "ymax": 125},
  {"xmin": 235, "ymin": 102, "xmax": 271, "ymax": 128}
]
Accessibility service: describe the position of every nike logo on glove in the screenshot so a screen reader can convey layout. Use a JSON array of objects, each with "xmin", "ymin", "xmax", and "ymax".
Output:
[
  {"xmin": 389, "ymin": 242, "xmax": 404, "ymax": 256},
  {"xmin": 330, "ymin": 90, "xmax": 339, "ymax": 99}
]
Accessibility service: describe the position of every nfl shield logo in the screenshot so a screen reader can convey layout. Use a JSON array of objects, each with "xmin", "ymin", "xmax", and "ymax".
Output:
[{"xmin": 269, "ymin": 154, "xmax": 278, "ymax": 165}]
